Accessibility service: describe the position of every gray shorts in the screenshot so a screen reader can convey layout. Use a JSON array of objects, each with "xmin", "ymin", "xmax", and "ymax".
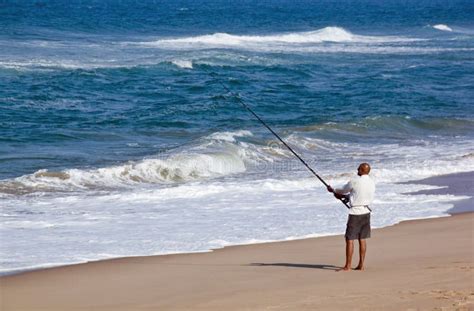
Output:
[{"xmin": 345, "ymin": 213, "xmax": 371, "ymax": 240}]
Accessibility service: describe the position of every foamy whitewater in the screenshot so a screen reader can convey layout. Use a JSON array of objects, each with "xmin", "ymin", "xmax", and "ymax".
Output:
[
  {"xmin": 433, "ymin": 24, "xmax": 453, "ymax": 32},
  {"xmin": 1, "ymin": 0, "xmax": 473, "ymax": 274}
]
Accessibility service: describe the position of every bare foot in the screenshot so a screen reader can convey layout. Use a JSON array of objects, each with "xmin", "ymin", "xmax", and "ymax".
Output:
[
  {"xmin": 336, "ymin": 266, "xmax": 351, "ymax": 272},
  {"xmin": 354, "ymin": 266, "xmax": 365, "ymax": 271}
]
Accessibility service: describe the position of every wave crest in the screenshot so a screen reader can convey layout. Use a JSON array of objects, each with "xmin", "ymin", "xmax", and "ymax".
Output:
[
  {"xmin": 170, "ymin": 60, "xmax": 193, "ymax": 69},
  {"xmin": 0, "ymin": 153, "xmax": 246, "ymax": 195},
  {"xmin": 0, "ymin": 130, "xmax": 257, "ymax": 194},
  {"xmin": 2, "ymin": 118, "xmax": 472, "ymax": 195},
  {"xmin": 0, "ymin": 130, "xmax": 273, "ymax": 195},
  {"xmin": 143, "ymin": 26, "xmax": 419, "ymax": 49},
  {"xmin": 432, "ymin": 24, "xmax": 453, "ymax": 32}
]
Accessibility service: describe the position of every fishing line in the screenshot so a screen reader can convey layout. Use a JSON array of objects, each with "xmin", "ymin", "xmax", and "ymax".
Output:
[{"xmin": 202, "ymin": 67, "xmax": 350, "ymax": 209}]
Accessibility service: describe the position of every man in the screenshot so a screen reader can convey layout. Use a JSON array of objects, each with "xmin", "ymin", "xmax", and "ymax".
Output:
[{"xmin": 327, "ymin": 163, "xmax": 375, "ymax": 271}]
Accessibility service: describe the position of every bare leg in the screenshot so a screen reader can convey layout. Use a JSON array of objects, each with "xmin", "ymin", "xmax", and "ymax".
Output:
[
  {"xmin": 339, "ymin": 239, "xmax": 353, "ymax": 271},
  {"xmin": 355, "ymin": 239, "xmax": 366, "ymax": 270}
]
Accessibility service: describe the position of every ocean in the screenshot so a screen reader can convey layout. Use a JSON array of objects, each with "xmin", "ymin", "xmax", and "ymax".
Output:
[{"xmin": 1, "ymin": 0, "xmax": 473, "ymax": 274}]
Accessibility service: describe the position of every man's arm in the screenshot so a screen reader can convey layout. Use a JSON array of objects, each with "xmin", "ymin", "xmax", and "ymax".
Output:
[
  {"xmin": 327, "ymin": 182, "xmax": 352, "ymax": 195},
  {"xmin": 327, "ymin": 181, "xmax": 352, "ymax": 200}
]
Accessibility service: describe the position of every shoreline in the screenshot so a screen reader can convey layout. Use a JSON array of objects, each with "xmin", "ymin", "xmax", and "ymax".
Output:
[
  {"xmin": 2, "ymin": 170, "xmax": 473, "ymax": 310},
  {"xmin": 404, "ymin": 171, "xmax": 474, "ymax": 215},
  {"xmin": 1, "ymin": 171, "xmax": 473, "ymax": 310},
  {"xmin": 2, "ymin": 212, "xmax": 472, "ymax": 310},
  {"xmin": 0, "ymin": 214, "xmax": 454, "ymax": 278},
  {"xmin": 1, "ymin": 171, "xmax": 473, "ymax": 278},
  {"xmin": 0, "ymin": 215, "xmax": 449, "ymax": 278}
]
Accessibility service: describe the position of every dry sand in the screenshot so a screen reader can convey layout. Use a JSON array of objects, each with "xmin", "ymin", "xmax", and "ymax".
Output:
[{"xmin": 1, "ymin": 212, "xmax": 473, "ymax": 310}]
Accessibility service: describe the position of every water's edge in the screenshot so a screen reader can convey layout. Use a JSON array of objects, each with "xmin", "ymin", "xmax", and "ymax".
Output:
[{"xmin": 2, "ymin": 171, "xmax": 471, "ymax": 278}]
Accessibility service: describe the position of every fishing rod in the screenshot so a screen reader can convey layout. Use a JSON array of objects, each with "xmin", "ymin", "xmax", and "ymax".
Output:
[{"xmin": 203, "ymin": 67, "xmax": 351, "ymax": 209}]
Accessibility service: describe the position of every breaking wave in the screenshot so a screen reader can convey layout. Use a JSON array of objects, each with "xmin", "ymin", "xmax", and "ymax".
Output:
[
  {"xmin": 0, "ymin": 128, "xmax": 345, "ymax": 195},
  {"xmin": 3, "ymin": 25, "xmax": 472, "ymax": 73},
  {"xmin": 141, "ymin": 27, "xmax": 420, "ymax": 50},
  {"xmin": 0, "ymin": 130, "xmax": 285, "ymax": 195},
  {"xmin": 1, "ymin": 117, "xmax": 473, "ymax": 195},
  {"xmin": 170, "ymin": 59, "xmax": 193, "ymax": 69},
  {"xmin": 146, "ymin": 27, "xmax": 418, "ymax": 46},
  {"xmin": 0, "ymin": 153, "xmax": 246, "ymax": 195},
  {"xmin": 432, "ymin": 24, "xmax": 453, "ymax": 32}
]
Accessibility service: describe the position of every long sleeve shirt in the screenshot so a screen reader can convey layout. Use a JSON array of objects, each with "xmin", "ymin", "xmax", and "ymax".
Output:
[{"xmin": 336, "ymin": 174, "xmax": 375, "ymax": 215}]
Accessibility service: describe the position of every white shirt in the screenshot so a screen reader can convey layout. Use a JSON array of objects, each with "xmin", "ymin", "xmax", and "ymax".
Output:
[{"xmin": 336, "ymin": 174, "xmax": 375, "ymax": 215}]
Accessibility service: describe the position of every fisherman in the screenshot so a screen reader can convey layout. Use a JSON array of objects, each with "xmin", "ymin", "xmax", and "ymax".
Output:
[
  {"xmin": 207, "ymin": 70, "xmax": 376, "ymax": 270},
  {"xmin": 327, "ymin": 163, "xmax": 375, "ymax": 271}
]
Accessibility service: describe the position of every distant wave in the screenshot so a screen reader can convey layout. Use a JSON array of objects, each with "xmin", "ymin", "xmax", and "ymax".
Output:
[
  {"xmin": 0, "ymin": 60, "xmax": 135, "ymax": 71},
  {"xmin": 142, "ymin": 27, "xmax": 420, "ymax": 49},
  {"xmin": 4, "ymin": 46, "xmax": 473, "ymax": 72},
  {"xmin": 0, "ymin": 59, "xmax": 192, "ymax": 71},
  {"xmin": 432, "ymin": 24, "xmax": 453, "ymax": 32},
  {"xmin": 4, "ymin": 25, "xmax": 473, "ymax": 72},
  {"xmin": 170, "ymin": 60, "xmax": 193, "ymax": 69},
  {"xmin": 295, "ymin": 116, "xmax": 474, "ymax": 137}
]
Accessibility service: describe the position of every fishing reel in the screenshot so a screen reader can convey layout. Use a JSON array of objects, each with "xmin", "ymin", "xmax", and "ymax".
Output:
[
  {"xmin": 333, "ymin": 192, "xmax": 351, "ymax": 208},
  {"xmin": 340, "ymin": 195, "xmax": 350, "ymax": 205}
]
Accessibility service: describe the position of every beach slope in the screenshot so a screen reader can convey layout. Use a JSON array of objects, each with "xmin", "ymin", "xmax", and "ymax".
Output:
[{"xmin": 1, "ymin": 213, "xmax": 473, "ymax": 310}]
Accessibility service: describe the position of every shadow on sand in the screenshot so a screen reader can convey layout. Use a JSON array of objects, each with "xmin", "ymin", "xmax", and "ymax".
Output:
[{"xmin": 249, "ymin": 263, "xmax": 339, "ymax": 270}]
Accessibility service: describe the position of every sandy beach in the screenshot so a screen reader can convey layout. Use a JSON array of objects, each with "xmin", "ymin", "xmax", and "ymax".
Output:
[
  {"xmin": 1, "ymin": 210, "xmax": 473, "ymax": 310},
  {"xmin": 2, "ymin": 171, "xmax": 473, "ymax": 310},
  {"xmin": 2, "ymin": 1, "xmax": 474, "ymax": 309}
]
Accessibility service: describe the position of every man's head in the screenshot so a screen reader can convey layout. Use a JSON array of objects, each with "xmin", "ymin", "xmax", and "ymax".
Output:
[{"xmin": 357, "ymin": 163, "xmax": 371, "ymax": 176}]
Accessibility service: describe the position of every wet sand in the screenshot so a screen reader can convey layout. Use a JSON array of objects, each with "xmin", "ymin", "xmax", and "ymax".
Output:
[{"xmin": 405, "ymin": 171, "xmax": 474, "ymax": 214}]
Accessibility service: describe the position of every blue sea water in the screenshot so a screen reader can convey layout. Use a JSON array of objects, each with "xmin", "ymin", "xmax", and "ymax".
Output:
[{"xmin": 1, "ymin": 0, "xmax": 473, "ymax": 274}]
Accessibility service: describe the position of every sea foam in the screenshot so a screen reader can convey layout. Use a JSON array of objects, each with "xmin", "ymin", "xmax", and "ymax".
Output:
[
  {"xmin": 0, "ymin": 151, "xmax": 246, "ymax": 194},
  {"xmin": 143, "ymin": 27, "xmax": 420, "ymax": 49},
  {"xmin": 171, "ymin": 60, "xmax": 193, "ymax": 69},
  {"xmin": 2, "ymin": 122, "xmax": 473, "ymax": 195},
  {"xmin": 433, "ymin": 24, "xmax": 453, "ymax": 32},
  {"xmin": 0, "ymin": 130, "xmax": 259, "ymax": 194}
]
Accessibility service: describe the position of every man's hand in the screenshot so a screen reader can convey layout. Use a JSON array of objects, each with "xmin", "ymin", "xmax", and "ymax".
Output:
[{"xmin": 327, "ymin": 186, "xmax": 348, "ymax": 201}]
